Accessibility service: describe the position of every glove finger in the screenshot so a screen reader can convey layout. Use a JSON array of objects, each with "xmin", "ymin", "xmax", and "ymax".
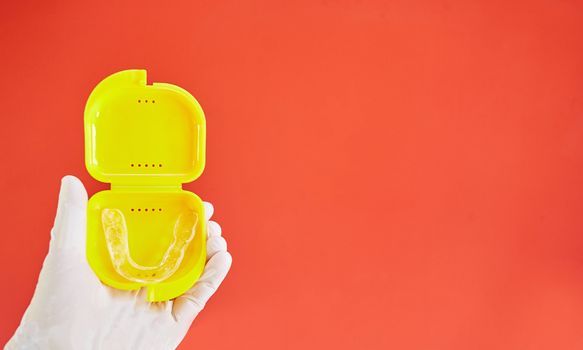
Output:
[
  {"xmin": 51, "ymin": 175, "xmax": 88, "ymax": 252},
  {"xmin": 206, "ymin": 221, "xmax": 225, "ymax": 261},
  {"xmin": 203, "ymin": 201, "xmax": 214, "ymax": 221},
  {"xmin": 206, "ymin": 235, "xmax": 227, "ymax": 261},
  {"xmin": 207, "ymin": 220, "xmax": 222, "ymax": 238},
  {"xmin": 172, "ymin": 251, "xmax": 232, "ymax": 324}
]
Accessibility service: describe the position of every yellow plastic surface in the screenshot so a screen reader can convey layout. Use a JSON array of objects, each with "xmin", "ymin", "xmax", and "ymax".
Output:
[{"xmin": 84, "ymin": 70, "xmax": 206, "ymax": 302}]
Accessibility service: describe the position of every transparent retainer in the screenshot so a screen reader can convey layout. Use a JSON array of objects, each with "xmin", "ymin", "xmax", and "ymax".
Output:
[{"xmin": 101, "ymin": 209, "xmax": 198, "ymax": 284}]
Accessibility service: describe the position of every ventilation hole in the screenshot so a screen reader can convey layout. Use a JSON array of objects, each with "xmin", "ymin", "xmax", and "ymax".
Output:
[
  {"xmin": 131, "ymin": 164, "xmax": 134, "ymax": 167},
  {"xmin": 159, "ymin": 164, "xmax": 163, "ymax": 167},
  {"xmin": 152, "ymin": 164, "xmax": 155, "ymax": 167},
  {"xmin": 144, "ymin": 100, "xmax": 148, "ymax": 103},
  {"xmin": 138, "ymin": 208, "xmax": 141, "ymax": 211},
  {"xmin": 145, "ymin": 164, "xmax": 148, "ymax": 167},
  {"xmin": 138, "ymin": 164, "xmax": 141, "ymax": 167},
  {"xmin": 138, "ymin": 100, "xmax": 141, "ymax": 103},
  {"xmin": 145, "ymin": 208, "xmax": 148, "ymax": 211},
  {"xmin": 158, "ymin": 208, "xmax": 162, "ymax": 211},
  {"xmin": 152, "ymin": 273, "xmax": 156, "ymax": 277},
  {"xmin": 152, "ymin": 100, "xmax": 155, "ymax": 103},
  {"xmin": 152, "ymin": 208, "xmax": 156, "ymax": 212},
  {"xmin": 131, "ymin": 208, "xmax": 134, "ymax": 212}
]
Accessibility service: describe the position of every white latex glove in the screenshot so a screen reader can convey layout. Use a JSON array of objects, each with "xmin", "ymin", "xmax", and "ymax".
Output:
[{"xmin": 5, "ymin": 176, "xmax": 232, "ymax": 350}]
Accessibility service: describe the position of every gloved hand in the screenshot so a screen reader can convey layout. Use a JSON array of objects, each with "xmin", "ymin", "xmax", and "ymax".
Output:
[{"xmin": 5, "ymin": 176, "xmax": 232, "ymax": 350}]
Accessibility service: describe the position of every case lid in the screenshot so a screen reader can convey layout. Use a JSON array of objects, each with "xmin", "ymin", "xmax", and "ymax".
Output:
[{"xmin": 84, "ymin": 70, "xmax": 205, "ymax": 187}]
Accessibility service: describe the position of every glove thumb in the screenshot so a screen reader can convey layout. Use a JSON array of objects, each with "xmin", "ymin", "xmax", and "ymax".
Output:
[{"xmin": 50, "ymin": 175, "xmax": 88, "ymax": 252}]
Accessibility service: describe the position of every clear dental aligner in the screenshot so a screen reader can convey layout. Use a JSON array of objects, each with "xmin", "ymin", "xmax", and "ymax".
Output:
[{"xmin": 101, "ymin": 209, "xmax": 198, "ymax": 283}]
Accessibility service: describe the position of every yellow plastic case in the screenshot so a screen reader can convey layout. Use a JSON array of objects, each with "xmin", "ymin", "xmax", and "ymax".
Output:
[{"xmin": 84, "ymin": 69, "xmax": 206, "ymax": 302}]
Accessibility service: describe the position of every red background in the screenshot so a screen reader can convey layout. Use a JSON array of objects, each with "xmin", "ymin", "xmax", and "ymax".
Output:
[{"xmin": 2, "ymin": 1, "xmax": 583, "ymax": 349}]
